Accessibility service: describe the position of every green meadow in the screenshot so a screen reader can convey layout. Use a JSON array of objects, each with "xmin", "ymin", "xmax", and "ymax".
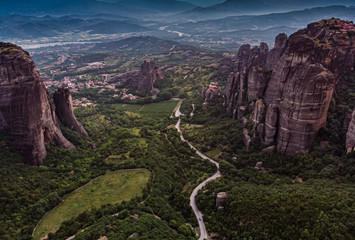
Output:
[{"xmin": 33, "ymin": 169, "xmax": 150, "ymax": 240}]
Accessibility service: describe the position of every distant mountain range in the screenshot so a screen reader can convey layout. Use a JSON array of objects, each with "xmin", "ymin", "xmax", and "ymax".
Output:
[
  {"xmin": 116, "ymin": 0, "xmax": 196, "ymax": 13},
  {"xmin": 174, "ymin": 5, "xmax": 355, "ymax": 33},
  {"xmin": 179, "ymin": 0, "xmax": 225, "ymax": 7},
  {"xmin": 178, "ymin": 0, "xmax": 355, "ymax": 20},
  {"xmin": 0, "ymin": 15, "xmax": 147, "ymax": 39},
  {"xmin": 0, "ymin": 0, "xmax": 152, "ymax": 17},
  {"xmin": 100, "ymin": 0, "xmax": 223, "ymax": 8},
  {"xmin": 91, "ymin": 36, "xmax": 197, "ymax": 54},
  {"xmin": 167, "ymin": 5, "xmax": 355, "ymax": 50}
]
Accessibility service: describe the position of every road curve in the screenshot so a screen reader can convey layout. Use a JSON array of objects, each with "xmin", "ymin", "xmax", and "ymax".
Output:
[{"xmin": 175, "ymin": 115, "xmax": 221, "ymax": 240}]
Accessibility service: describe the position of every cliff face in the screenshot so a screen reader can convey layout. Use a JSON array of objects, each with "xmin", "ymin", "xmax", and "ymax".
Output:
[
  {"xmin": 53, "ymin": 88, "xmax": 88, "ymax": 137},
  {"xmin": 107, "ymin": 59, "xmax": 163, "ymax": 94},
  {"xmin": 0, "ymin": 43, "xmax": 74, "ymax": 165},
  {"xmin": 225, "ymin": 19, "xmax": 355, "ymax": 154},
  {"xmin": 346, "ymin": 109, "xmax": 355, "ymax": 154}
]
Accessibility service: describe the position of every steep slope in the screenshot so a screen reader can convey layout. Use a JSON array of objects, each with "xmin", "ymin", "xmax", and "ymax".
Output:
[
  {"xmin": 225, "ymin": 18, "xmax": 355, "ymax": 155},
  {"xmin": 347, "ymin": 109, "xmax": 355, "ymax": 153},
  {"xmin": 53, "ymin": 88, "xmax": 89, "ymax": 137},
  {"xmin": 0, "ymin": 43, "xmax": 75, "ymax": 165}
]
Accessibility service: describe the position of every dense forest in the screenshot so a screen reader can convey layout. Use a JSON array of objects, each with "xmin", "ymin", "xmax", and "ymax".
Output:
[
  {"xmin": 1, "ymin": 23, "xmax": 355, "ymax": 240},
  {"xmin": 178, "ymin": 71, "xmax": 355, "ymax": 239},
  {"xmin": 0, "ymin": 100, "xmax": 216, "ymax": 239}
]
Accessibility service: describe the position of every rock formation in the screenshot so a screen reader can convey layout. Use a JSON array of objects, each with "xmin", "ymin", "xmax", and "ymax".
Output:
[
  {"xmin": 53, "ymin": 88, "xmax": 88, "ymax": 137},
  {"xmin": 0, "ymin": 42, "xmax": 74, "ymax": 165},
  {"xmin": 346, "ymin": 109, "xmax": 355, "ymax": 154},
  {"xmin": 202, "ymin": 82, "xmax": 222, "ymax": 102},
  {"xmin": 219, "ymin": 57, "xmax": 233, "ymax": 73},
  {"xmin": 107, "ymin": 59, "xmax": 163, "ymax": 94},
  {"xmin": 216, "ymin": 192, "xmax": 228, "ymax": 211},
  {"xmin": 225, "ymin": 19, "xmax": 355, "ymax": 155}
]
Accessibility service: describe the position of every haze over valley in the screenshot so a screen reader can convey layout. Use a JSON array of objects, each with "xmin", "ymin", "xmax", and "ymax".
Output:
[{"xmin": 1, "ymin": 1, "xmax": 355, "ymax": 240}]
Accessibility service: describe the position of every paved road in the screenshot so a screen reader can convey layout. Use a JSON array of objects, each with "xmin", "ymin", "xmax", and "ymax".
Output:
[{"xmin": 174, "ymin": 105, "xmax": 221, "ymax": 240}]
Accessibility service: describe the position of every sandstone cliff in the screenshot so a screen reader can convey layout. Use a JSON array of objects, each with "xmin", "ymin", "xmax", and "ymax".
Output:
[
  {"xmin": 107, "ymin": 59, "xmax": 163, "ymax": 94},
  {"xmin": 53, "ymin": 88, "xmax": 88, "ymax": 137},
  {"xmin": 225, "ymin": 19, "xmax": 355, "ymax": 154},
  {"xmin": 346, "ymin": 109, "xmax": 355, "ymax": 154},
  {"xmin": 0, "ymin": 43, "xmax": 75, "ymax": 165}
]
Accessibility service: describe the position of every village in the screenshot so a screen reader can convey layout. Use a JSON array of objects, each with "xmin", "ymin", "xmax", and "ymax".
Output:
[{"xmin": 42, "ymin": 60, "xmax": 138, "ymax": 107}]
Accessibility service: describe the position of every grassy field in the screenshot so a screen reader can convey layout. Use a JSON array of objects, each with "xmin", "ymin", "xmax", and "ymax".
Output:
[
  {"xmin": 33, "ymin": 169, "xmax": 151, "ymax": 240},
  {"xmin": 114, "ymin": 100, "xmax": 179, "ymax": 118}
]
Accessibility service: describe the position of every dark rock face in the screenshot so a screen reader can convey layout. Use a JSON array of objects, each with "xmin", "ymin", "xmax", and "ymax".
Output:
[
  {"xmin": 275, "ymin": 63, "xmax": 335, "ymax": 154},
  {"xmin": 219, "ymin": 57, "xmax": 233, "ymax": 73},
  {"xmin": 225, "ymin": 19, "xmax": 355, "ymax": 155},
  {"xmin": 265, "ymin": 33, "xmax": 288, "ymax": 69},
  {"xmin": 53, "ymin": 88, "xmax": 88, "ymax": 137},
  {"xmin": 0, "ymin": 43, "xmax": 74, "ymax": 165},
  {"xmin": 0, "ymin": 110, "xmax": 7, "ymax": 129},
  {"xmin": 346, "ymin": 109, "xmax": 355, "ymax": 154},
  {"xmin": 225, "ymin": 42, "xmax": 270, "ymax": 114},
  {"xmin": 107, "ymin": 59, "xmax": 163, "ymax": 94}
]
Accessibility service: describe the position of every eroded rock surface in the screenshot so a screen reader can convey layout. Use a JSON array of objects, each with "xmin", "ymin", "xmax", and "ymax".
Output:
[
  {"xmin": 225, "ymin": 19, "xmax": 355, "ymax": 155},
  {"xmin": 346, "ymin": 109, "xmax": 355, "ymax": 153},
  {"xmin": 53, "ymin": 88, "xmax": 88, "ymax": 137},
  {"xmin": 0, "ymin": 43, "xmax": 74, "ymax": 165}
]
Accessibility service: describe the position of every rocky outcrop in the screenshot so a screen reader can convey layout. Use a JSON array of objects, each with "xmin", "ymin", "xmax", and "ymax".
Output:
[
  {"xmin": 265, "ymin": 33, "xmax": 288, "ymax": 69},
  {"xmin": 0, "ymin": 110, "xmax": 7, "ymax": 129},
  {"xmin": 53, "ymin": 88, "xmax": 88, "ymax": 137},
  {"xmin": 219, "ymin": 57, "xmax": 233, "ymax": 73},
  {"xmin": 107, "ymin": 59, "xmax": 163, "ymax": 94},
  {"xmin": 202, "ymin": 82, "xmax": 221, "ymax": 102},
  {"xmin": 0, "ymin": 42, "xmax": 74, "ymax": 165},
  {"xmin": 264, "ymin": 103, "xmax": 279, "ymax": 145},
  {"xmin": 225, "ymin": 42, "xmax": 270, "ymax": 114},
  {"xmin": 243, "ymin": 128, "xmax": 251, "ymax": 151},
  {"xmin": 274, "ymin": 63, "xmax": 335, "ymax": 154},
  {"xmin": 225, "ymin": 44, "xmax": 252, "ymax": 114},
  {"xmin": 225, "ymin": 19, "xmax": 355, "ymax": 155},
  {"xmin": 346, "ymin": 109, "xmax": 355, "ymax": 153},
  {"xmin": 250, "ymin": 99, "xmax": 265, "ymax": 137}
]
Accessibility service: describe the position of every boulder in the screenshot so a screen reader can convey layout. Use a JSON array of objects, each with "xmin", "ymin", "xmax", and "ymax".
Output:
[{"xmin": 254, "ymin": 161, "xmax": 264, "ymax": 170}]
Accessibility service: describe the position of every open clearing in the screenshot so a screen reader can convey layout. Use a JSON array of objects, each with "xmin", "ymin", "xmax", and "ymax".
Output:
[
  {"xmin": 33, "ymin": 169, "xmax": 151, "ymax": 240},
  {"xmin": 115, "ymin": 100, "xmax": 179, "ymax": 118}
]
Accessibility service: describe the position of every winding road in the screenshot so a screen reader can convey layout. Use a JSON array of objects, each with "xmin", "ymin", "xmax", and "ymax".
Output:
[{"xmin": 174, "ymin": 105, "xmax": 221, "ymax": 240}]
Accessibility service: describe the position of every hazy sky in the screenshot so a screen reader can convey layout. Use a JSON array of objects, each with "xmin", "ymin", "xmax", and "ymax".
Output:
[{"xmin": 179, "ymin": 0, "xmax": 225, "ymax": 7}]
